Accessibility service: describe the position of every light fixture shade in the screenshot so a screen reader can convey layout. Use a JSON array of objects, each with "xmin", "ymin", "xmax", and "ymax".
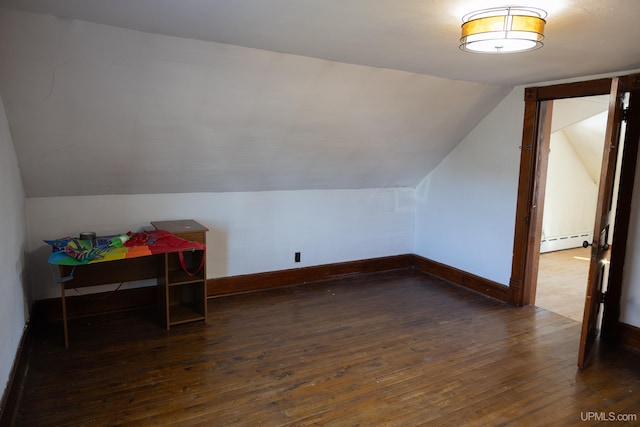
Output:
[{"xmin": 460, "ymin": 6, "xmax": 546, "ymax": 54}]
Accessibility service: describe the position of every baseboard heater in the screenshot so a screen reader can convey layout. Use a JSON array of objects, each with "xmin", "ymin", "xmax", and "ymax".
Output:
[{"xmin": 540, "ymin": 231, "xmax": 593, "ymax": 253}]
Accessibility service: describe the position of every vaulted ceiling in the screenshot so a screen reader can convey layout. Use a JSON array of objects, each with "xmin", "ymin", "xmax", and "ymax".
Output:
[
  {"xmin": 552, "ymin": 96, "xmax": 609, "ymax": 184},
  {"xmin": 0, "ymin": 0, "xmax": 638, "ymax": 197}
]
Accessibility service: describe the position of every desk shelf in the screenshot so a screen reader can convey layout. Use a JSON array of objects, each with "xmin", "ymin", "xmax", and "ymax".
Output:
[
  {"xmin": 167, "ymin": 269, "xmax": 205, "ymax": 286},
  {"xmin": 168, "ymin": 303, "xmax": 206, "ymax": 326},
  {"xmin": 152, "ymin": 220, "xmax": 208, "ymax": 330}
]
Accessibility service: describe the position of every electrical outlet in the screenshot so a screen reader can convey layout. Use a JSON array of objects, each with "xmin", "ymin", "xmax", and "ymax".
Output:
[{"xmin": 295, "ymin": 252, "xmax": 301, "ymax": 263}]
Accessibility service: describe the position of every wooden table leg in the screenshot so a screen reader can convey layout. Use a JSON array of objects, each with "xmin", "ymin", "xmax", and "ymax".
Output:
[{"xmin": 61, "ymin": 284, "xmax": 69, "ymax": 348}]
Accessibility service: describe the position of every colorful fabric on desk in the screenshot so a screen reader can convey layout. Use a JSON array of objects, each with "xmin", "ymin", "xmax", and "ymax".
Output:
[{"xmin": 46, "ymin": 230, "xmax": 205, "ymax": 266}]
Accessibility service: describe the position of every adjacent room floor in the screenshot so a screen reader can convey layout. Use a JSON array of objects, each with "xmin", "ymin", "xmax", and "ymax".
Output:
[
  {"xmin": 13, "ymin": 269, "xmax": 640, "ymax": 426},
  {"xmin": 536, "ymin": 247, "xmax": 591, "ymax": 322}
]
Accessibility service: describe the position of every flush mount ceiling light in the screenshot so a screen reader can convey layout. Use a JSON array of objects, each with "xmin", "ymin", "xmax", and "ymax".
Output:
[{"xmin": 460, "ymin": 6, "xmax": 546, "ymax": 54}]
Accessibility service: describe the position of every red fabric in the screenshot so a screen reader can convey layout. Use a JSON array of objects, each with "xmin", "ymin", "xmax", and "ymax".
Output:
[
  {"xmin": 178, "ymin": 251, "xmax": 206, "ymax": 277},
  {"xmin": 142, "ymin": 230, "xmax": 206, "ymax": 253}
]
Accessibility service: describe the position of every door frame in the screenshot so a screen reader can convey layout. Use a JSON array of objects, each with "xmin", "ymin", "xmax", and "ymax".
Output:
[{"xmin": 508, "ymin": 73, "xmax": 640, "ymax": 344}]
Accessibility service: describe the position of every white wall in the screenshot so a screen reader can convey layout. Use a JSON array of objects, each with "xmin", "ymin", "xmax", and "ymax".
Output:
[
  {"xmin": 621, "ymin": 130, "xmax": 640, "ymax": 326},
  {"xmin": 0, "ymin": 94, "xmax": 28, "ymax": 402},
  {"xmin": 414, "ymin": 70, "xmax": 640, "ymax": 329},
  {"xmin": 27, "ymin": 188, "xmax": 415, "ymax": 300},
  {"xmin": 414, "ymin": 87, "xmax": 523, "ymax": 285},
  {"xmin": 541, "ymin": 130, "xmax": 598, "ymax": 251}
]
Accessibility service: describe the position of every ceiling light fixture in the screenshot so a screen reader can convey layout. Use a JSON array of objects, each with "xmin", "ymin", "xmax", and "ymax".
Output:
[{"xmin": 460, "ymin": 6, "xmax": 546, "ymax": 54}]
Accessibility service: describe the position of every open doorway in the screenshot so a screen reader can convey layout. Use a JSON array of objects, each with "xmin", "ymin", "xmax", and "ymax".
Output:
[
  {"xmin": 509, "ymin": 74, "xmax": 640, "ymax": 367},
  {"xmin": 535, "ymin": 96, "xmax": 609, "ymax": 321}
]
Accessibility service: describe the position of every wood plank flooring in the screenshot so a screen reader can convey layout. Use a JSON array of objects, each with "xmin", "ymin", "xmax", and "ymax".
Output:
[
  {"xmin": 537, "ymin": 247, "xmax": 591, "ymax": 322},
  {"xmin": 13, "ymin": 269, "xmax": 640, "ymax": 426}
]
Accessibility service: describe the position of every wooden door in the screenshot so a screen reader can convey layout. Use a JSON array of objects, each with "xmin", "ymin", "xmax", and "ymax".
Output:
[{"xmin": 577, "ymin": 77, "xmax": 629, "ymax": 368}]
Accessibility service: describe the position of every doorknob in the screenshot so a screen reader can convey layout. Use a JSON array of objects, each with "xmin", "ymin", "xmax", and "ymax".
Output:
[{"xmin": 583, "ymin": 240, "xmax": 610, "ymax": 251}]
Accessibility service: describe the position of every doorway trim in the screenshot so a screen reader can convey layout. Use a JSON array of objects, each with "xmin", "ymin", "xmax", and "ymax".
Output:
[{"xmin": 508, "ymin": 74, "xmax": 640, "ymax": 343}]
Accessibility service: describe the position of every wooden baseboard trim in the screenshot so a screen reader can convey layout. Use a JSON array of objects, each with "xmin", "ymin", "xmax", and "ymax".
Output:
[
  {"xmin": 33, "ymin": 253, "xmax": 509, "ymax": 323},
  {"xmin": 206, "ymin": 254, "xmax": 509, "ymax": 303},
  {"xmin": 617, "ymin": 322, "xmax": 640, "ymax": 352},
  {"xmin": 207, "ymin": 254, "xmax": 414, "ymax": 297},
  {"xmin": 0, "ymin": 322, "xmax": 32, "ymax": 427},
  {"xmin": 412, "ymin": 254, "xmax": 509, "ymax": 302}
]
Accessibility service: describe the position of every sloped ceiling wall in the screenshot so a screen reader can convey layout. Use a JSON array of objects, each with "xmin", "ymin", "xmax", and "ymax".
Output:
[
  {"xmin": 3, "ymin": 0, "xmax": 639, "ymax": 198},
  {"xmin": 0, "ymin": 10, "xmax": 511, "ymax": 197},
  {"xmin": 552, "ymin": 96, "xmax": 609, "ymax": 183},
  {"xmin": 563, "ymin": 112, "xmax": 608, "ymax": 184}
]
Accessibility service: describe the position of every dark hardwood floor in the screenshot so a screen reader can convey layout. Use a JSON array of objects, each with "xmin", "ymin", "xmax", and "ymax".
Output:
[{"xmin": 13, "ymin": 269, "xmax": 640, "ymax": 426}]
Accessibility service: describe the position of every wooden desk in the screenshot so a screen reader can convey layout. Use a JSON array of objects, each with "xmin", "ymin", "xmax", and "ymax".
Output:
[{"xmin": 57, "ymin": 220, "xmax": 208, "ymax": 347}]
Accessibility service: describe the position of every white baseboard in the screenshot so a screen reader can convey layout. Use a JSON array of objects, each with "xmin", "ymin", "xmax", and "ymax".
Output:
[{"xmin": 540, "ymin": 232, "xmax": 592, "ymax": 253}]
